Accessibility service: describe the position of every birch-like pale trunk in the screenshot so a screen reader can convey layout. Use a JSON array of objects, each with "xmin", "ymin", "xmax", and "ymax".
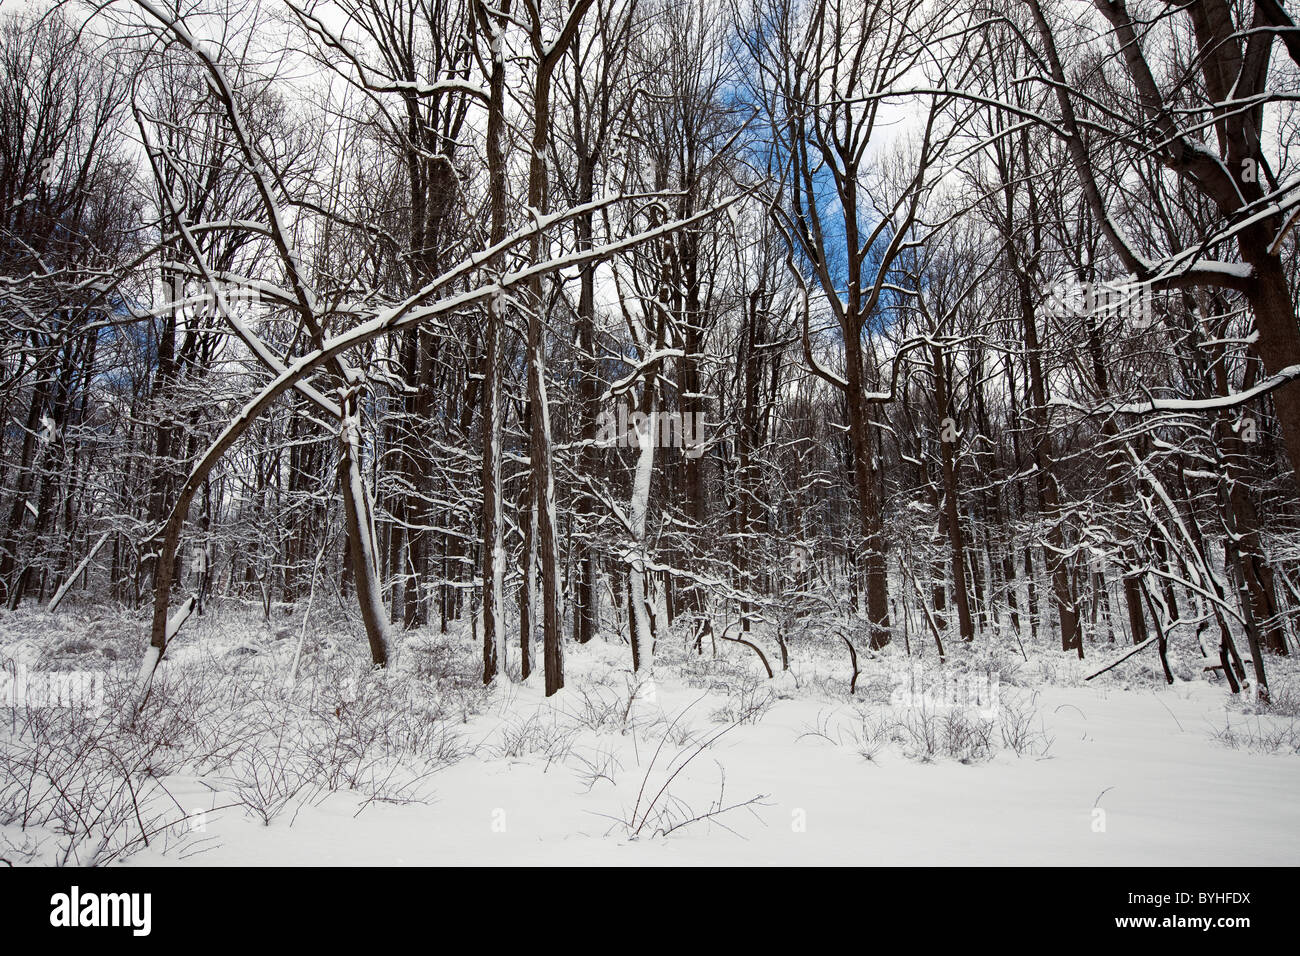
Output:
[
  {"xmin": 628, "ymin": 404, "xmax": 657, "ymax": 699},
  {"xmin": 476, "ymin": 0, "xmax": 512, "ymax": 684}
]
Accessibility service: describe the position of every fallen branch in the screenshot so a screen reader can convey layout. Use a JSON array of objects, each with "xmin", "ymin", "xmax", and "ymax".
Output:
[
  {"xmin": 126, "ymin": 595, "xmax": 196, "ymax": 720},
  {"xmin": 47, "ymin": 530, "xmax": 111, "ymax": 613},
  {"xmin": 1083, "ymin": 636, "xmax": 1158, "ymax": 681}
]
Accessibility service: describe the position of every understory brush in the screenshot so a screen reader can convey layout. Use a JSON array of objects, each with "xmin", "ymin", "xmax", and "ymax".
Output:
[
  {"xmin": 0, "ymin": 617, "xmax": 487, "ymax": 864},
  {"xmin": 1212, "ymin": 712, "xmax": 1300, "ymax": 755},
  {"xmin": 800, "ymin": 689, "xmax": 1053, "ymax": 765}
]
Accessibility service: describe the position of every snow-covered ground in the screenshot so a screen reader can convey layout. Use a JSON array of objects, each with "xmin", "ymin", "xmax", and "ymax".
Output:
[{"xmin": 2, "ymin": 606, "xmax": 1298, "ymax": 866}]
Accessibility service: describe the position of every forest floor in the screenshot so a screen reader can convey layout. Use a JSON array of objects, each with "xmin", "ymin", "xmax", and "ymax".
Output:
[{"xmin": 1, "ymin": 604, "xmax": 1298, "ymax": 866}]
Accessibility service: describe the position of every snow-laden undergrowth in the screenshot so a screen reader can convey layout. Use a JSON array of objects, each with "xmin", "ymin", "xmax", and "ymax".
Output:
[{"xmin": 2, "ymin": 603, "xmax": 1298, "ymax": 865}]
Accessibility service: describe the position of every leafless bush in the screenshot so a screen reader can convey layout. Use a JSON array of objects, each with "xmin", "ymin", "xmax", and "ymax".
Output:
[
  {"xmin": 852, "ymin": 712, "xmax": 896, "ymax": 763},
  {"xmin": 998, "ymin": 692, "xmax": 1054, "ymax": 758},
  {"xmin": 631, "ymin": 714, "xmax": 693, "ymax": 748},
  {"xmin": 605, "ymin": 705, "xmax": 767, "ymax": 840},
  {"xmin": 492, "ymin": 710, "xmax": 578, "ymax": 766},
  {"xmin": 0, "ymin": 676, "xmax": 196, "ymax": 865},
  {"xmin": 0, "ymin": 631, "xmax": 484, "ymax": 863},
  {"xmin": 1212, "ymin": 714, "xmax": 1300, "ymax": 755},
  {"xmin": 834, "ymin": 690, "xmax": 1048, "ymax": 764},
  {"xmin": 1235, "ymin": 674, "xmax": 1300, "ymax": 719},
  {"xmin": 670, "ymin": 646, "xmax": 758, "ymax": 694},
  {"xmin": 222, "ymin": 741, "xmax": 319, "ymax": 826},
  {"xmin": 568, "ymin": 744, "xmax": 623, "ymax": 792},
  {"xmin": 709, "ymin": 676, "xmax": 775, "ymax": 726},
  {"xmin": 559, "ymin": 682, "xmax": 635, "ymax": 735}
]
